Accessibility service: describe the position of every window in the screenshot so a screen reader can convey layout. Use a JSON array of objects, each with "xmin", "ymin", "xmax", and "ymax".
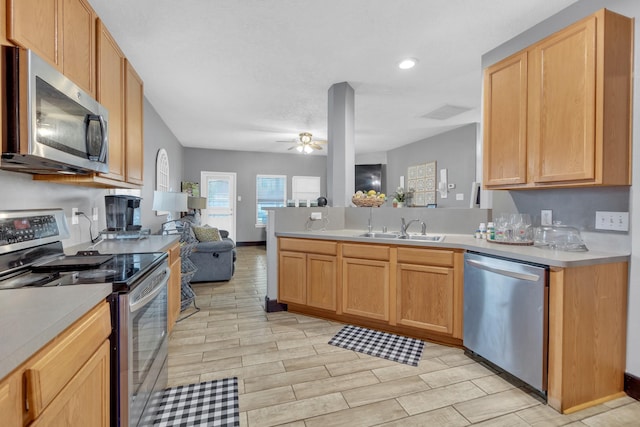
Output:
[
  {"xmin": 256, "ymin": 175, "xmax": 286, "ymax": 226},
  {"xmin": 292, "ymin": 176, "xmax": 321, "ymax": 202}
]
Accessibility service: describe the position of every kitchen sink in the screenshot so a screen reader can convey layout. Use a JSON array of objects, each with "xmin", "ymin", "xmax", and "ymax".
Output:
[
  {"xmin": 356, "ymin": 232, "xmax": 445, "ymax": 242},
  {"xmin": 357, "ymin": 232, "xmax": 401, "ymax": 239},
  {"xmin": 403, "ymin": 234, "xmax": 445, "ymax": 242}
]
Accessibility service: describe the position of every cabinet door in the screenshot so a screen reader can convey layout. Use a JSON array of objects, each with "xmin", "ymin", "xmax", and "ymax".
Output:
[
  {"xmin": 97, "ymin": 20, "xmax": 125, "ymax": 181},
  {"xmin": 396, "ymin": 263, "xmax": 454, "ymax": 335},
  {"xmin": 62, "ymin": 0, "xmax": 96, "ymax": 96},
  {"xmin": 278, "ymin": 251, "xmax": 306, "ymax": 305},
  {"xmin": 483, "ymin": 51, "xmax": 528, "ymax": 187},
  {"xmin": 30, "ymin": 340, "xmax": 110, "ymax": 427},
  {"xmin": 8, "ymin": 0, "xmax": 60, "ymax": 67},
  {"xmin": 0, "ymin": 371, "xmax": 21, "ymax": 427},
  {"xmin": 125, "ymin": 60, "xmax": 144, "ymax": 185},
  {"xmin": 168, "ymin": 243, "xmax": 181, "ymax": 334},
  {"xmin": 306, "ymin": 254, "xmax": 336, "ymax": 311},
  {"xmin": 342, "ymin": 258, "xmax": 389, "ymax": 321},
  {"xmin": 529, "ymin": 15, "xmax": 596, "ymax": 183}
]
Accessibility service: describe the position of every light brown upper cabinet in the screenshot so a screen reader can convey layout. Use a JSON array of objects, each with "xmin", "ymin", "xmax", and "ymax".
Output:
[
  {"xmin": 125, "ymin": 60, "xmax": 144, "ymax": 185},
  {"xmin": 96, "ymin": 19, "xmax": 125, "ymax": 182},
  {"xmin": 7, "ymin": 0, "xmax": 97, "ymax": 96},
  {"xmin": 483, "ymin": 9, "xmax": 633, "ymax": 190}
]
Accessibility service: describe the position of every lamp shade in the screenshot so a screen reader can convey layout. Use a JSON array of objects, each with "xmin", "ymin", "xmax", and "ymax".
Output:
[
  {"xmin": 152, "ymin": 191, "xmax": 188, "ymax": 213},
  {"xmin": 187, "ymin": 196, "xmax": 207, "ymax": 210}
]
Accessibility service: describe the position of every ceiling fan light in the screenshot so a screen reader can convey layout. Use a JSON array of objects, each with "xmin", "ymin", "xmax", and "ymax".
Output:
[
  {"xmin": 398, "ymin": 58, "xmax": 418, "ymax": 70},
  {"xmin": 296, "ymin": 145, "xmax": 304, "ymax": 152},
  {"xmin": 300, "ymin": 132, "xmax": 312, "ymax": 143},
  {"xmin": 303, "ymin": 145, "xmax": 313, "ymax": 154}
]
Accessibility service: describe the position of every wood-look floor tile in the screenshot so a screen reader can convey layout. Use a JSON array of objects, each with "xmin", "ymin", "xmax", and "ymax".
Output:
[
  {"xmin": 471, "ymin": 373, "xmax": 517, "ymax": 395},
  {"xmin": 169, "ymin": 356, "xmax": 242, "ymax": 378},
  {"xmin": 242, "ymin": 345, "xmax": 318, "ymax": 366},
  {"xmin": 341, "ymin": 375, "xmax": 429, "ymax": 407},
  {"xmin": 419, "ymin": 361, "xmax": 494, "ymax": 388},
  {"xmin": 371, "ymin": 357, "xmax": 448, "ymax": 382},
  {"xmin": 436, "ymin": 351, "xmax": 477, "ymax": 367},
  {"xmin": 581, "ymin": 403, "xmax": 640, "ymax": 427},
  {"xmin": 292, "ymin": 371, "xmax": 379, "ymax": 400},
  {"xmin": 167, "ymin": 374, "xmax": 201, "ymax": 388},
  {"xmin": 244, "ymin": 366, "xmax": 330, "ymax": 393},
  {"xmin": 239, "ymin": 385, "xmax": 296, "ymax": 412},
  {"xmin": 240, "ymin": 330, "xmax": 307, "ymax": 346},
  {"xmin": 246, "ymin": 392, "xmax": 348, "ymax": 427},
  {"xmin": 276, "ymin": 334, "xmax": 332, "ymax": 350},
  {"xmin": 169, "ymin": 339, "xmax": 241, "ymax": 356},
  {"xmin": 325, "ymin": 355, "xmax": 397, "ymax": 377},
  {"xmin": 468, "ymin": 412, "xmax": 530, "ymax": 426},
  {"xmin": 202, "ymin": 341, "xmax": 278, "ymax": 362},
  {"xmin": 453, "ymin": 388, "xmax": 540, "ymax": 423},
  {"xmin": 168, "ymin": 352, "xmax": 203, "ymax": 367},
  {"xmin": 282, "ymin": 350, "xmax": 359, "ymax": 371},
  {"xmin": 377, "ymin": 406, "xmax": 470, "ymax": 427},
  {"xmin": 397, "ymin": 381, "xmax": 486, "ymax": 415},
  {"xmin": 200, "ymin": 361, "xmax": 286, "ymax": 383},
  {"xmin": 313, "ymin": 342, "xmax": 354, "ymax": 355},
  {"xmin": 303, "ymin": 399, "xmax": 408, "ymax": 427}
]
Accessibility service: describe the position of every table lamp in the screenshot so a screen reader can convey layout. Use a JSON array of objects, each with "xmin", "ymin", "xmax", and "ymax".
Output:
[{"xmin": 187, "ymin": 196, "xmax": 207, "ymax": 225}]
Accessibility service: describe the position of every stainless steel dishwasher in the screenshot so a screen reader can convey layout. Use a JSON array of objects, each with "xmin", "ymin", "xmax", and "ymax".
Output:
[{"xmin": 464, "ymin": 251, "xmax": 548, "ymax": 394}]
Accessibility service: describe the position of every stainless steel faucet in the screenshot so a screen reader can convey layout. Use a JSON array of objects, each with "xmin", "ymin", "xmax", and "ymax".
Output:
[
  {"xmin": 368, "ymin": 207, "xmax": 373, "ymax": 233},
  {"xmin": 400, "ymin": 217, "xmax": 421, "ymax": 237},
  {"xmin": 420, "ymin": 221, "xmax": 427, "ymax": 235}
]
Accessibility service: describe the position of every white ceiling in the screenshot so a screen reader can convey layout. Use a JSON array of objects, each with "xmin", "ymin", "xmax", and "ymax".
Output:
[{"xmin": 88, "ymin": 0, "xmax": 578, "ymax": 155}]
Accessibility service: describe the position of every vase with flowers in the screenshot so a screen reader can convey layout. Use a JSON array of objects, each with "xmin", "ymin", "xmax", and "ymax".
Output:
[{"xmin": 392, "ymin": 186, "xmax": 410, "ymax": 208}]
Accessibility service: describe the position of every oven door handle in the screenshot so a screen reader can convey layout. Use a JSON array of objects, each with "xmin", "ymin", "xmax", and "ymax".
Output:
[{"xmin": 130, "ymin": 267, "xmax": 171, "ymax": 313}]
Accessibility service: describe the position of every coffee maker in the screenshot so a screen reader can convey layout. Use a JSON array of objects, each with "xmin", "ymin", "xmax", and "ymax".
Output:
[{"xmin": 105, "ymin": 195, "xmax": 142, "ymax": 231}]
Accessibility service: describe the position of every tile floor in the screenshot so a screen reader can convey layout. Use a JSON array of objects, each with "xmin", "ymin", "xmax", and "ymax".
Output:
[{"xmin": 168, "ymin": 246, "xmax": 640, "ymax": 426}]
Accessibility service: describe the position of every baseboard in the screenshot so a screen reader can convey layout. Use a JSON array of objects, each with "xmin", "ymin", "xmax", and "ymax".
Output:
[
  {"xmin": 265, "ymin": 296, "xmax": 287, "ymax": 313},
  {"xmin": 236, "ymin": 241, "xmax": 266, "ymax": 247},
  {"xmin": 625, "ymin": 373, "xmax": 640, "ymax": 401}
]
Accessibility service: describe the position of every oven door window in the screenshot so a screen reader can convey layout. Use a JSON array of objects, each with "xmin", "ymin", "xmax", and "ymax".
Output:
[{"xmin": 130, "ymin": 282, "xmax": 167, "ymax": 396}]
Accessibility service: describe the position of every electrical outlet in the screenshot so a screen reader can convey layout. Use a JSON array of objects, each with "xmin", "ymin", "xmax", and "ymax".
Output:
[
  {"xmin": 456, "ymin": 193, "xmax": 464, "ymax": 201},
  {"xmin": 541, "ymin": 210, "xmax": 553, "ymax": 226},
  {"xmin": 92, "ymin": 207, "xmax": 99, "ymax": 221},
  {"xmin": 72, "ymin": 208, "xmax": 79, "ymax": 225},
  {"xmin": 595, "ymin": 211, "xmax": 629, "ymax": 231},
  {"xmin": 310, "ymin": 212, "xmax": 322, "ymax": 220}
]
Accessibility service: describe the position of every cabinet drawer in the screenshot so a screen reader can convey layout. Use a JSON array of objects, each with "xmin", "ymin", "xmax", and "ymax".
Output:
[
  {"xmin": 279, "ymin": 238, "xmax": 337, "ymax": 255},
  {"xmin": 24, "ymin": 301, "xmax": 111, "ymax": 419},
  {"xmin": 342, "ymin": 243, "xmax": 390, "ymax": 261},
  {"xmin": 397, "ymin": 247, "xmax": 455, "ymax": 267}
]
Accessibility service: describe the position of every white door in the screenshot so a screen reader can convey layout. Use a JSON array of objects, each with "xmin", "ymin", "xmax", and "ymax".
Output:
[{"xmin": 201, "ymin": 171, "xmax": 237, "ymax": 241}]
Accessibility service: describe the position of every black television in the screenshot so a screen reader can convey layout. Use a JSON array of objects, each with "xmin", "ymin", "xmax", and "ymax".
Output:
[{"xmin": 355, "ymin": 164, "xmax": 383, "ymax": 193}]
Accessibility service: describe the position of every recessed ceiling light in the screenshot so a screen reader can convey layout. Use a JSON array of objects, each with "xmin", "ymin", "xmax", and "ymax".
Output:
[{"xmin": 398, "ymin": 58, "xmax": 418, "ymax": 70}]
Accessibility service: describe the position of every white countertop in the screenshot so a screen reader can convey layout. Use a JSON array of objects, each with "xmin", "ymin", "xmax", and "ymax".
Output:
[
  {"xmin": 65, "ymin": 234, "xmax": 180, "ymax": 255},
  {"xmin": 0, "ymin": 284, "xmax": 113, "ymax": 380},
  {"xmin": 276, "ymin": 229, "xmax": 630, "ymax": 268}
]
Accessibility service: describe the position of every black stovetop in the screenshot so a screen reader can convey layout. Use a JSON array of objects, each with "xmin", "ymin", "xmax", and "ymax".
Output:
[{"xmin": 0, "ymin": 241, "xmax": 167, "ymax": 292}]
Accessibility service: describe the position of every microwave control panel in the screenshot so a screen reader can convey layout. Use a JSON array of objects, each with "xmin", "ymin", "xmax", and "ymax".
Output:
[{"xmin": 0, "ymin": 215, "xmax": 59, "ymax": 246}]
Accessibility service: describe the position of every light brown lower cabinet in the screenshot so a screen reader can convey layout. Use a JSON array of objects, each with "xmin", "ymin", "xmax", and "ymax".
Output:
[
  {"xmin": 0, "ymin": 300, "xmax": 111, "ymax": 427},
  {"xmin": 278, "ymin": 238, "xmax": 337, "ymax": 310}
]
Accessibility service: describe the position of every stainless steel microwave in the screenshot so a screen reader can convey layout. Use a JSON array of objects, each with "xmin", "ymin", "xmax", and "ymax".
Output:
[{"xmin": 1, "ymin": 46, "xmax": 109, "ymax": 174}]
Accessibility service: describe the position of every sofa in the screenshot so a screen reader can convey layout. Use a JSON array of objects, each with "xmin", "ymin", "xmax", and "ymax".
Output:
[{"xmin": 188, "ymin": 225, "xmax": 236, "ymax": 282}]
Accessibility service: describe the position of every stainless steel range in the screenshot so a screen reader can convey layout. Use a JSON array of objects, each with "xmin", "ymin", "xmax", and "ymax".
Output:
[{"xmin": 0, "ymin": 209, "xmax": 170, "ymax": 427}]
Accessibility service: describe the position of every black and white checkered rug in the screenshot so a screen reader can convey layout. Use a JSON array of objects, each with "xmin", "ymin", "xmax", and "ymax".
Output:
[
  {"xmin": 328, "ymin": 325, "xmax": 425, "ymax": 366},
  {"xmin": 153, "ymin": 377, "xmax": 239, "ymax": 427}
]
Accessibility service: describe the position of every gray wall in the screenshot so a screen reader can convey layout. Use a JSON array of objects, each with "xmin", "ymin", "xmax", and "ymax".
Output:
[
  {"xmin": 182, "ymin": 148, "xmax": 327, "ymax": 243},
  {"xmin": 0, "ymin": 96, "xmax": 184, "ymax": 244},
  {"xmin": 140, "ymin": 98, "xmax": 185, "ymax": 234},
  {"xmin": 481, "ymin": 0, "xmax": 640, "ymax": 377},
  {"xmin": 386, "ymin": 123, "xmax": 477, "ymax": 208}
]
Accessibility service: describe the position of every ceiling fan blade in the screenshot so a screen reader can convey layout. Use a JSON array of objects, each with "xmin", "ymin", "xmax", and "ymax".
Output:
[
  {"xmin": 312, "ymin": 140, "xmax": 328, "ymax": 144},
  {"xmin": 309, "ymin": 144, "xmax": 323, "ymax": 150}
]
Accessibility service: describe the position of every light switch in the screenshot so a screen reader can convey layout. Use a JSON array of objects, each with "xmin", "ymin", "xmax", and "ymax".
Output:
[{"xmin": 456, "ymin": 193, "xmax": 464, "ymax": 201}]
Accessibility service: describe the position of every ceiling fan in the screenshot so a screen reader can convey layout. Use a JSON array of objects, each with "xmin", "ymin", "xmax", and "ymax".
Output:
[{"xmin": 279, "ymin": 132, "xmax": 327, "ymax": 154}]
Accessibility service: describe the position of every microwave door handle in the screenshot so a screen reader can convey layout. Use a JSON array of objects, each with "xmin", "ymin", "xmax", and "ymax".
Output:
[{"xmin": 85, "ymin": 114, "xmax": 108, "ymax": 162}]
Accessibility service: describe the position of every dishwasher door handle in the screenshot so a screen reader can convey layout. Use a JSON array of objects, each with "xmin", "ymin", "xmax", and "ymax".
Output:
[{"xmin": 465, "ymin": 258, "xmax": 541, "ymax": 282}]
